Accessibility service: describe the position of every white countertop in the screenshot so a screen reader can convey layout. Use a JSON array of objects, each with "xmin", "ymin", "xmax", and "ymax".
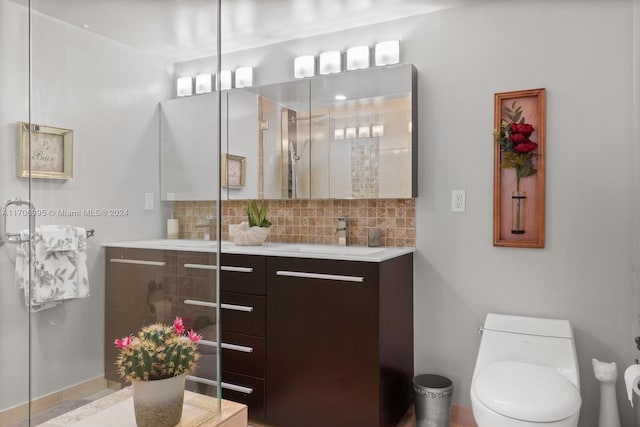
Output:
[{"xmin": 103, "ymin": 239, "xmax": 415, "ymax": 262}]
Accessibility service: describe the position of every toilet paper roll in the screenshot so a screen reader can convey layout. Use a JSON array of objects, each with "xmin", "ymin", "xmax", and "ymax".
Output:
[
  {"xmin": 167, "ymin": 219, "xmax": 179, "ymax": 240},
  {"xmin": 624, "ymin": 364, "xmax": 640, "ymax": 406}
]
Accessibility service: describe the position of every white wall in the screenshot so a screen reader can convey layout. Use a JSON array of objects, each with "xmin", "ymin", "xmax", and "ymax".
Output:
[
  {"xmin": 177, "ymin": 1, "xmax": 636, "ymax": 425},
  {"xmin": 0, "ymin": 0, "xmax": 171, "ymax": 410}
]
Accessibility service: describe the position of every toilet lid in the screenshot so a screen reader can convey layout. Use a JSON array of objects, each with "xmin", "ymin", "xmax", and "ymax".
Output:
[{"xmin": 473, "ymin": 361, "xmax": 581, "ymax": 422}]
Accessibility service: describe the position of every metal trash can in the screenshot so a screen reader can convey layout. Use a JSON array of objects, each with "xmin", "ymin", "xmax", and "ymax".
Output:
[{"xmin": 413, "ymin": 374, "xmax": 453, "ymax": 427}]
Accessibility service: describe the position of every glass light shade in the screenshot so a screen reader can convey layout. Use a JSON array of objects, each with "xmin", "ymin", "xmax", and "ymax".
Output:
[
  {"xmin": 358, "ymin": 126, "xmax": 370, "ymax": 138},
  {"xmin": 345, "ymin": 127, "xmax": 357, "ymax": 139},
  {"xmin": 195, "ymin": 73, "xmax": 212, "ymax": 94},
  {"xmin": 371, "ymin": 125, "xmax": 384, "ymax": 137},
  {"xmin": 375, "ymin": 40, "xmax": 400, "ymax": 66},
  {"xmin": 177, "ymin": 76, "xmax": 193, "ymax": 97},
  {"xmin": 294, "ymin": 55, "xmax": 316, "ymax": 78},
  {"xmin": 235, "ymin": 66, "xmax": 253, "ymax": 88},
  {"xmin": 334, "ymin": 128, "xmax": 345, "ymax": 140},
  {"xmin": 220, "ymin": 70, "xmax": 233, "ymax": 90},
  {"xmin": 346, "ymin": 46, "xmax": 370, "ymax": 70},
  {"xmin": 319, "ymin": 50, "xmax": 342, "ymax": 75}
]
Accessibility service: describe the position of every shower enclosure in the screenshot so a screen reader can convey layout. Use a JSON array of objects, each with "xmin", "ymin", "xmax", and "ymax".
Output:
[{"xmin": 0, "ymin": 0, "xmax": 223, "ymax": 425}]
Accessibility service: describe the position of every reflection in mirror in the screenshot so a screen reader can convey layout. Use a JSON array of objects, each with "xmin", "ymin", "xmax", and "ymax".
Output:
[
  {"xmin": 160, "ymin": 93, "xmax": 220, "ymax": 201},
  {"xmin": 310, "ymin": 64, "xmax": 416, "ymax": 199},
  {"xmin": 237, "ymin": 80, "xmax": 311, "ymax": 199}
]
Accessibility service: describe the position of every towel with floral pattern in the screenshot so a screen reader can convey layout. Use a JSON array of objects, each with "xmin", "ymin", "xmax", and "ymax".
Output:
[{"xmin": 15, "ymin": 225, "xmax": 89, "ymax": 311}]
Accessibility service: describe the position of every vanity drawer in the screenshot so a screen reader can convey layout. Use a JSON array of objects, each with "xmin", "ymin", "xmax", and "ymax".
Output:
[
  {"xmin": 221, "ymin": 292, "xmax": 265, "ymax": 337},
  {"xmin": 222, "ymin": 332, "xmax": 265, "ymax": 378},
  {"xmin": 221, "ymin": 254, "xmax": 265, "ymax": 295},
  {"xmin": 222, "ymin": 371, "xmax": 265, "ymax": 421},
  {"xmin": 178, "ymin": 252, "xmax": 217, "ymax": 278}
]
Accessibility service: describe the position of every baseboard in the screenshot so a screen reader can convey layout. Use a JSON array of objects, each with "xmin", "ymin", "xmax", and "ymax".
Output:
[
  {"xmin": 452, "ymin": 403, "xmax": 478, "ymax": 426},
  {"xmin": 0, "ymin": 376, "xmax": 107, "ymax": 424}
]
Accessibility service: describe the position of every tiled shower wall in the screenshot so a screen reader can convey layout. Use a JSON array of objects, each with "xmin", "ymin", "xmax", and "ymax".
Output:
[{"xmin": 173, "ymin": 199, "xmax": 415, "ymax": 247}]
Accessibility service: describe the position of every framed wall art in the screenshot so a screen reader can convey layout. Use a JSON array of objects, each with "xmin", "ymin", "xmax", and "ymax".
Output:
[
  {"xmin": 17, "ymin": 122, "xmax": 74, "ymax": 180},
  {"xmin": 493, "ymin": 88, "xmax": 546, "ymax": 248},
  {"xmin": 222, "ymin": 153, "xmax": 246, "ymax": 188}
]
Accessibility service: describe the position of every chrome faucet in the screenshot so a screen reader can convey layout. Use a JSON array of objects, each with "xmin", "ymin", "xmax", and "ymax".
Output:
[
  {"xmin": 195, "ymin": 214, "xmax": 215, "ymax": 240},
  {"xmin": 336, "ymin": 216, "xmax": 347, "ymax": 246}
]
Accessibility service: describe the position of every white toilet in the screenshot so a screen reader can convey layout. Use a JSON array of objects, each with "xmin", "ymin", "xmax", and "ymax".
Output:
[{"xmin": 471, "ymin": 313, "xmax": 582, "ymax": 427}]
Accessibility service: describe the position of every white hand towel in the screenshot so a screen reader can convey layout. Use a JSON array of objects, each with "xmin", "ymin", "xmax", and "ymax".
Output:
[{"xmin": 14, "ymin": 226, "xmax": 89, "ymax": 311}]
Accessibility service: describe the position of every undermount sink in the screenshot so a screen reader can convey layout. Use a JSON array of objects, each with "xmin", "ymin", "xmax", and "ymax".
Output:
[{"xmin": 265, "ymin": 244, "xmax": 385, "ymax": 256}]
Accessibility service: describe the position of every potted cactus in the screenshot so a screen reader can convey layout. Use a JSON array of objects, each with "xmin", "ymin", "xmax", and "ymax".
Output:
[
  {"xmin": 229, "ymin": 200, "xmax": 272, "ymax": 246},
  {"xmin": 114, "ymin": 317, "xmax": 201, "ymax": 427}
]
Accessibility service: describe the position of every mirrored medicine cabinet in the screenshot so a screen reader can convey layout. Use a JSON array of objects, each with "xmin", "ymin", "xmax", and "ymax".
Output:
[{"xmin": 160, "ymin": 63, "xmax": 417, "ymax": 201}]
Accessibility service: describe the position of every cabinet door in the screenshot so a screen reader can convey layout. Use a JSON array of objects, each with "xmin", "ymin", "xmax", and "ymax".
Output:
[
  {"xmin": 105, "ymin": 248, "xmax": 176, "ymax": 383},
  {"xmin": 266, "ymin": 257, "xmax": 380, "ymax": 427}
]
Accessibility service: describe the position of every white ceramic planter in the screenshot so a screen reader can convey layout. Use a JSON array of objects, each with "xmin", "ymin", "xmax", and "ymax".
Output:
[
  {"xmin": 132, "ymin": 374, "xmax": 185, "ymax": 427},
  {"xmin": 229, "ymin": 222, "xmax": 270, "ymax": 246}
]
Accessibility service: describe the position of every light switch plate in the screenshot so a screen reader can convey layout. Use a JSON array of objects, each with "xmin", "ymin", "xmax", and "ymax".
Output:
[{"xmin": 144, "ymin": 193, "xmax": 154, "ymax": 211}]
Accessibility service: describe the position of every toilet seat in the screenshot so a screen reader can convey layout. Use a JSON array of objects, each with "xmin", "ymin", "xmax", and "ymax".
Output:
[{"xmin": 472, "ymin": 361, "xmax": 581, "ymax": 422}]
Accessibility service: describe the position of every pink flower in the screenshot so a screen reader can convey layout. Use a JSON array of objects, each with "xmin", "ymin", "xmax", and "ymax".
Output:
[
  {"xmin": 188, "ymin": 330, "xmax": 202, "ymax": 343},
  {"xmin": 174, "ymin": 317, "xmax": 185, "ymax": 334},
  {"xmin": 114, "ymin": 335, "xmax": 134, "ymax": 349}
]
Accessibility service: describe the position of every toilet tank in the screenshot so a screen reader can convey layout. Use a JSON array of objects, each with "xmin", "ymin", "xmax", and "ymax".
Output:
[{"xmin": 473, "ymin": 313, "xmax": 580, "ymax": 389}]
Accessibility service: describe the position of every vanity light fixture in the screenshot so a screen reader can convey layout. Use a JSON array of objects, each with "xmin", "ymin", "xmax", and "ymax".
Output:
[
  {"xmin": 346, "ymin": 45, "xmax": 370, "ymax": 70},
  {"xmin": 177, "ymin": 76, "xmax": 193, "ymax": 97},
  {"xmin": 375, "ymin": 40, "xmax": 400, "ymax": 66},
  {"xmin": 220, "ymin": 70, "xmax": 233, "ymax": 90},
  {"xmin": 345, "ymin": 127, "xmax": 357, "ymax": 139},
  {"xmin": 408, "ymin": 121, "xmax": 412, "ymax": 133},
  {"xmin": 358, "ymin": 126, "xmax": 370, "ymax": 138},
  {"xmin": 334, "ymin": 94, "xmax": 347, "ymax": 101},
  {"xmin": 334, "ymin": 128, "xmax": 345, "ymax": 140},
  {"xmin": 294, "ymin": 55, "xmax": 316, "ymax": 78},
  {"xmin": 195, "ymin": 73, "xmax": 213, "ymax": 94},
  {"xmin": 235, "ymin": 66, "xmax": 253, "ymax": 88},
  {"xmin": 371, "ymin": 125, "xmax": 384, "ymax": 137},
  {"xmin": 319, "ymin": 50, "xmax": 342, "ymax": 75}
]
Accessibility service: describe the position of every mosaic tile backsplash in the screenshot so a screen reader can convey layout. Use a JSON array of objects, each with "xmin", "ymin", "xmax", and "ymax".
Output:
[{"xmin": 173, "ymin": 199, "xmax": 415, "ymax": 247}]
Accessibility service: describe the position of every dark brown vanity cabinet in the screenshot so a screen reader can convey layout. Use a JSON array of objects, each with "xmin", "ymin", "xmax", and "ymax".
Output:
[
  {"xmin": 265, "ymin": 254, "xmax": 414, "ymax": 427},
  {"xmin": 104, "ymin": 248, "xmax": 177, "ymax": 383}
]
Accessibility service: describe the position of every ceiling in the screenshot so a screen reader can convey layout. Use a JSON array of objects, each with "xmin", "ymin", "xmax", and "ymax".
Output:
[{"xmin": 20, "ymin": 0, "xmax": 470, "ymax": 62}]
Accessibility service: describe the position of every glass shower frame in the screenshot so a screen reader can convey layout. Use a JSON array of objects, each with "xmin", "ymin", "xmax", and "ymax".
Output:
[{"xmin": 0, "ymin": 0, "xmax": 223, "ymax": 424}]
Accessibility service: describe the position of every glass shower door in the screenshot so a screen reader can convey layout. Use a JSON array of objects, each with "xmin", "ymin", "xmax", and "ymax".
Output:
[{"xmin": 2, "ymin": 0, "xmax": 224, "ymax": 425}]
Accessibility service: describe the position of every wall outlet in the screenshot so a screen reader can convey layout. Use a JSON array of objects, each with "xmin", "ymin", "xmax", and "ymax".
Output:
[
  {"xmin": 144, "ymin": 193, "xmax": 154, "ymax": 211},
  {"xmin": 451, "ymin": 190, "xmax": 465, "ymax": 212}
]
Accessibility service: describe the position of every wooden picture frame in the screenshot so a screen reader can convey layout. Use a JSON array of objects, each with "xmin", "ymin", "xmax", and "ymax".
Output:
[
  {"xmin": 17, "ymin": 122, "xmax": 73, "ymax": 180},
  {"xmin": 222, "ymin": 153, "xmax": 246, "ymax": 188},
  {"xmin": 493, "ymin": 88, "xmax": 546, "ymax": 248}
]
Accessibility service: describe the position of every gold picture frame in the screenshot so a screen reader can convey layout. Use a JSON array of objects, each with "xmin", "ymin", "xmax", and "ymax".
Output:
[
  {"xmin": 17, "ymin": 122, "xmax": 74, "ymax": 180},
  {"xmin": 221, "ymin": 153, "xmax": 246, "ymax": 188},
  {"xmin": 493, "ymin": 88, "xmax": 546, "ymax": 248}
]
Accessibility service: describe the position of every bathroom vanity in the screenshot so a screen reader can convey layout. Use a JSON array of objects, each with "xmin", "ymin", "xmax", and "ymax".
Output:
[{"xmin": 104, "ymin": 241, "xmax": 414, "ymax": 427}]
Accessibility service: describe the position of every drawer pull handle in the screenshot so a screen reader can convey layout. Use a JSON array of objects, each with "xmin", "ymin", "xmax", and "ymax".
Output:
[
  {"xmin": 184, "ymin": 263, "xmax": 216, "ymax": 270},
  {"xmin": 221, "ymin": 266, "xmax": 254, "ymax": 273},
  {"xmin": 222, "ymin": 342, "xmax": 254, "ymax": 353},
  {"xmin": 186, "ymin": 376, "xmax": 253, "ymax": 394},
  {"xmin": 197, "ymin": 339, "xmax": 254, "ymax": 353},
  {"xmin": 184, "ymin": 300, "xmax": 254, "ymax": 312},
  {"xmin": 221, "ymin": 303, "xmax": 254, "ymax": 312},
  {"xmin": 276, "ymin": 270, "xmax": 364, "ymax": 283},
  {"xmin": 184, "ymin": 264, "xmax": 254, "ymax": 273},
  {"xmin": 109, "ymin": 259, "xmax": 166, "ymax": 266}
]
